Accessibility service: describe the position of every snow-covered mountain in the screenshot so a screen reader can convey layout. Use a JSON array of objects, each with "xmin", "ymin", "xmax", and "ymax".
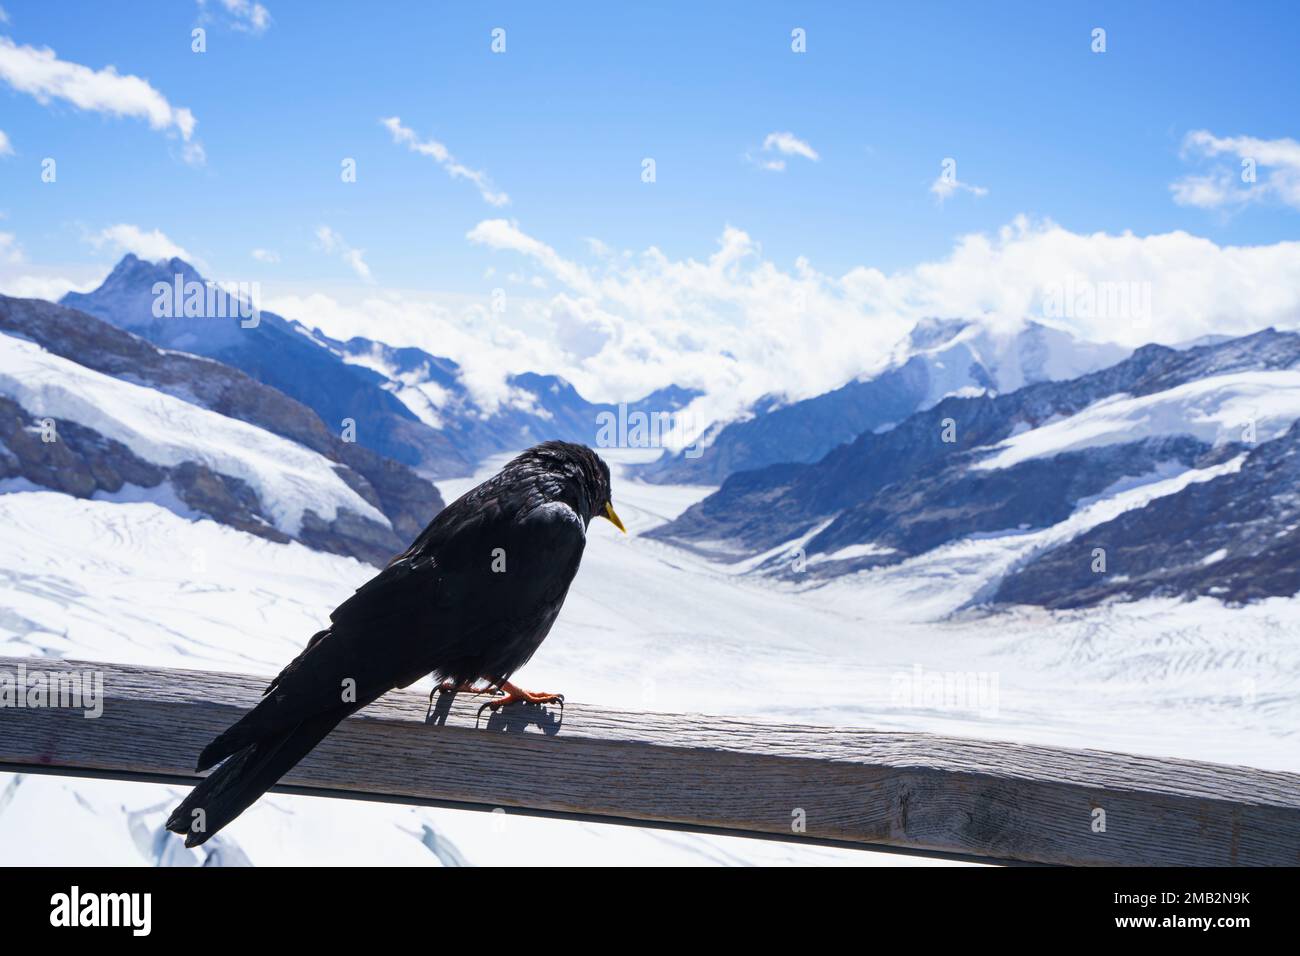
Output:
[
  {"xmin": 651, "ymin": 328, "xmax": 1300, "ymax": 608},
  {"xmin": 319, "ymin": 328, "xmax": 700, "ymax": 464},
  {"xmin": 63, "ymin": 255, "xmax": 472, "ymax": 476},
  {"xmin": 0, "ymin": 293, "xmax": 442, "ymax": 565},
  {"xmin": 638, "ymin": 317, "xmax": 1129, "ymax": 485},
  {"xmin": 63, "ymin": 255, "xmax": 699, "ymax": 477}
]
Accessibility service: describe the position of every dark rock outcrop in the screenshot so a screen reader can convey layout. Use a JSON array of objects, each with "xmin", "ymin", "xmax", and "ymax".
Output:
[
  {"xmin": 993, "ymin": 422, "xmax": 1300, "ymax": 607},
  {"xmin": 791, "ymin": 435, "xmax": 1232, "ymax": 579},
  {"xmin": 0, "ymin": 395, "xmax": 164, "ymax": 497}
]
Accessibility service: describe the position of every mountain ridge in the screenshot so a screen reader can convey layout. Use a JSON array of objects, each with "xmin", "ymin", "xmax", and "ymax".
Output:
[{"xmin": 638, "ymin": 317, "xmax": 1129, "ymax": 485}]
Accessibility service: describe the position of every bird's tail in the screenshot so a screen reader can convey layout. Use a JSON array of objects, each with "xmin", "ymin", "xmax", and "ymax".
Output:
[{"xmin": 165, "ymin": 702, "xmax": 360, "ymax": 848}]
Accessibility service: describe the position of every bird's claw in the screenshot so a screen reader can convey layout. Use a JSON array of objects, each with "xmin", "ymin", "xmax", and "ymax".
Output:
[{"xmin": 475, "ymin": 689, "xmax": 564, "ymax": 719}]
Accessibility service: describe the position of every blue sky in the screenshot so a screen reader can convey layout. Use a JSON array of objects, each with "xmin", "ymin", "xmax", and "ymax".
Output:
[
  {"xmin": 2, "ymin": 1, "xmax": 1298, "ymax": 281},
  {"xmin": 2, "ymin": 1, "xmax": 1300, "ymax": 412}
]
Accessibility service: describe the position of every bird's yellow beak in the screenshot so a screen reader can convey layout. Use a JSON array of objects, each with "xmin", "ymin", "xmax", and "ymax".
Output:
[{"xmin": 603, "ymin": 502, "xmax": 627, "ymax": 533}]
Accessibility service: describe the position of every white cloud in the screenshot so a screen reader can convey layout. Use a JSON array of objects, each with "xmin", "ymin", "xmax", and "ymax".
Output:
[
  {"xmin": 763, "ymin": 131, "xmax": 819, "ymax": 161},
  {"xmin": 89, "ymin": 224, "xmax": 192, "ymax": 262},
  {"xmin": 315, "ymin": 225, "xmax": 372, "ymax": 282},
  {"xmin": 1172, "ymin": 129, "xmax": 1300, "ymax": 210},
  {"xmin": 0, "ymin": 129, "xmax": 11, "ymax": 157},
  {"xmin": 1169, "ymin": 171, "xmax": 1237, "ymax": 209},
  {"xmin": 0, "ymin": 37, "xmax": 198, "ymax": 147},
  {"xmin": 380, "ymin": 116, "xmax": 509, "ymax": 206},
  {"xmin": 251, "ymin": 248, "xmax": 280, "ymax": 264},
  {"xmin": 452, "ymin": 215, "xmax": 1300, "ymax": 428},
  {"xmin": 0, "ymin": 36, "xmax": 201, "ymax": 166},
  {"xmin": 747, "ymin": 131, "xmax": 819, "ymax": 171},
  {"xmin": 468, "ymin": 219, "xmax": 596, "ymax": 296},
  {"xmin": 198, "ymin": 0, "xmax": 272, "ymax": 35}
]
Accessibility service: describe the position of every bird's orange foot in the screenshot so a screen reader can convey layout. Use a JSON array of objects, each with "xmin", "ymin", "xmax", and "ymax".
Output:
[{"xmin": 478, "ymin": 680, "xmax": 564, "ymax": 713}]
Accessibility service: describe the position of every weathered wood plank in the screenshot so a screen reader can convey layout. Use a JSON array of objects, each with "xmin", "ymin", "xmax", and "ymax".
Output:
[{"xmin": 0, "ymin": 656, "xmax": 1297, "ymax": 865}]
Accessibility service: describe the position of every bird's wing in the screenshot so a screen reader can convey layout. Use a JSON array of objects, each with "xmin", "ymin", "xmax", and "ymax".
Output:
[
  {"xmin": 413, "ymin": 499, "xmax": 590, "ymax": 678},
  {"xmin": 200, "ymin": 499, "xmax": 587, "ymax": 766}
]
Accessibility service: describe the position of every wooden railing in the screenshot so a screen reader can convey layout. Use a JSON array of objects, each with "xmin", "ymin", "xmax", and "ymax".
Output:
[{"xmin": 1, "ymin": 656, "xmax": 1297, "ymax": 865}]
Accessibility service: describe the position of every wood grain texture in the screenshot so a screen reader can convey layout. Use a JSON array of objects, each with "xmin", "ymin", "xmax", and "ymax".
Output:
[{"xmin": 1, "ymin": 656, "xmax": 1297, "ymax": 865}]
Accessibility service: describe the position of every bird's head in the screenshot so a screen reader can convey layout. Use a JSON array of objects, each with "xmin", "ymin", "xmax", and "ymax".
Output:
[{"xmin": 526, "ymin": 441, "xmax": 626, "ymax": 533}]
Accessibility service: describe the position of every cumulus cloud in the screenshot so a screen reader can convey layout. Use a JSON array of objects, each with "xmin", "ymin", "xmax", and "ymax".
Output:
[
  {"xmin": 747, "ymin": 131, "xmax": 819, "ymax": 171},
  {"xmin": 852, "ymin": 216, "xmax": 1300, "ymax": 349},
  {"xmin": 315, "ymin": 225, "xmax": 373, "ymax": 282},
  {"xmin": 1172, "ymin": 129, "xmax": 1300, "ymax": 211},
  {"xmin": 251, "ymin": 247, "xmax": 280, "ymax": 263},
  {"xmin": 453, "ymin": 215, "xmax": 1300, "ymax": 428},
  {"xmin": 0, "ymin": 37, "xmax": 199, "ymax": 151},
  {"xmin": 380, "ymin": 116, "xmax": 509, "ymax": 206},
  {"xmin": 0, "ymin": 129, "xmax": 11, "ymax": 156},
  {"xmin": 89, "ymin": 224, "xmax": 192, "ymax": 262}
]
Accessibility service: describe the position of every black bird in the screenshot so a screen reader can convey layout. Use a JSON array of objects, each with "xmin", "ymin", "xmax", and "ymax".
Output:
[{"xmin": 166, "ymin": 441, "xmax": 625, "ymax": 847}]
